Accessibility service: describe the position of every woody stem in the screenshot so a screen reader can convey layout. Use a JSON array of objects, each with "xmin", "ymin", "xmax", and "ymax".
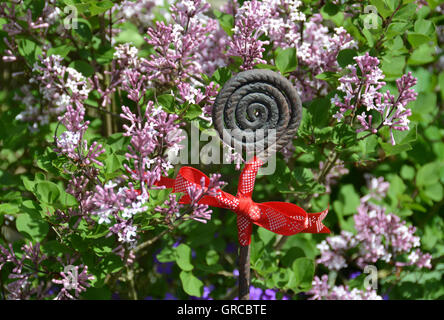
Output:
[{"xmin": 239, "ymin": 245, "xmax": 251, "ymax": 300}]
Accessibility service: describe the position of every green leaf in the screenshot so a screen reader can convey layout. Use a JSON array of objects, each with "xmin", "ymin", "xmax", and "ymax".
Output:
[
  {"xmin": 47, "ymin": 45, "xmax": 72, "ymax": 58},
  {"xmin": 18, "ymin": 39, "xmax": 41, "ymax": 64},
  {"xmin": 83, "ymin": 287, "xmax": 111, "ymax": 300},
  {"xmin": 157, "ymin": 94, "xmax": 175, "ymax": 113},
  {"xmin": 69, "ymin": 60, "xmax": 95, "ymax": 77},
  {"xmin": 105, "ymin": 154, "xmax": 122, "ymax": 175},
  {"xmin": 257, "ymin": 228, "xmax": 275, "ymax": 246},
  {"xmin": 180, "ymin": 271, "xmax": 203, "ymax": 297},
  {"xmin": 115, "ymin": 22, "xmax": 144, "ymax": 46},
  {"xmin": 333, "ymin": 184, "xmax": 360, "ymax": 216},
  {"xmin": 386, "ymin": 22, "xmax": 410, "ymax": 40},
  {"xmin": 280, "ymin": 247, "xmax": 305, "ymax": 268},
  {"xmin": 211, "ymin": 67, "xmax": 232, "ymax": 86},
  {"xmin": 381, "ymin": 142, "xmax": 412, "ymax": 156},
  {"xmin": 73, "ymin": 19, "xmax": 92, "ymax": 41},
  {"xmin": 407, "ymin": 33, "xmax": 431, "ymax": 48},
  {"xmin": 175, "ymin": 244, "xmax": 194, "ymax": 271},
  {"xmin": 417, "ymin": 162, "xmax": 443, "ymax": 187},
  {"xmin": 392, "ymin": 124, "xmax": 417, "ymax": 145},
  {"xmin": 393, "ymin": 3, "xmax": 417, "ymax": 21},
  {"xmin": 288, "ymin": 257, "xmax": 315, "ymax": 292},
  {"xmin": 272, "ymin": 269, "xmax": 290, "ymax": 289},
  {"xmin": 35, "ymin": 181, "xmax": 61, "ymax": 204},
  {"xmin": 156, "ymin": 246, "xmax": 175, "ymax": 263},
  {"xmin": 0, "ymin": 203, "xmax": 19, "ymax": 215},
  {"xmin": 89, "ymin": 0, "xmax": 114, "ymax": 16},
  {"xmin": 309, "ymin": 98, "xmax": 330, "ymax": 128},
  {"xmin": 16, "ymin": 205, "xmax": 49, "ymax": 241},
  {"xmin": 424, "ymin": 183, "xmax": 443, "ymax": 201},
  {"xmin": 414, "ymin": 19, "xmax": 434, "ymax": 35},
  {"xmin": 96, "ymin": 47, "xmax": 115, "ymax": 65},
  {"xmin": 184, "ymin": 104, "xmax": 203, "ymax": 120},
  {"xmin": 275, "ymin": 48, "xmax": 297, "ymax": 74},
  {"xmin": 205, "ymin": 250, "xmax": 219, "ymax": 266},
  {"xmin": 59, "ymin": 189, "xmax": 78, "ymax": 207},
  {"xmin": 370, "ymin": 0, "xmax": 393, "ymax": 18},
  {"xmin": 337, "ymin": 49, "xmax": 358, "ymax": 68},
  {"xmin": 100, "ymin": 254, "xmax": 124, "ymax": 274},
  {"xmin": 213, "ymin": 9, "xmax": 234, "ymax": 36},
  {"xmin": 315, "ymin": 71, "xmax": 339, "ymax": 81},
  {"xmin": 381, "ymin": 55, "xmax": 405, "ymax": 79},
  {"xmin": 439, "ymin": 72, "xmax": 444, "ymax": 101},
  {"xmin": 149, "ymin": 188, "xmax": 171, "ymax": 207},
  {"xmin": 408, "ymin": 44, "xmax": 435, "ymax": 65},
  {"xmin": 400, "ymin": 165, "xmax": 415, "ymax": 180}
]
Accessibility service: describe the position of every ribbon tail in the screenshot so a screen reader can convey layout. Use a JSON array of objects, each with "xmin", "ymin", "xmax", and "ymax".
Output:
[
  {"xmin": 237, "ymin": 215, "xmax": 253, "ymax": 246},
  {"xmin": 301, "ymin": 207, "xmax": 330, "ymax": 233},
  {"xmin": 253, "ymin": 202, "xmax": 308, "ymax": 236}
]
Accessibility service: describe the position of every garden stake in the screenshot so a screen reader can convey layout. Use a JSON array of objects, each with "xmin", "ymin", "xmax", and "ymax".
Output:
[
  {"xmin": 212, "ymin": 69, "xmax": 305, "ymax": 300},
  {"xmin": 156, "ymin": 69, "xmax": 330, "ymax": 300}
]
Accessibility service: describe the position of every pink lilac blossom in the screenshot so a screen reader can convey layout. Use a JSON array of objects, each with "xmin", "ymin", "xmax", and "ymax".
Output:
[
  {"xmin": 155, "ymin": 194, "xmax": 184, "ymax": 224},
  {"xmin": 176, "ymin": 81, "xmax": 220, "ymax": 118},
  {"xmin": 144, "ymin": 0, "xmax": 217, "ymax": 86},
  {"xmin": 333, "ymin": 53, "xmax": 417, "ymax": 145},
  {"xmin": 316, "ymin": 231, "xmax": 358, "ymax": 270},
  {"xmin": 354, "ymin": 202, "xmax": 431, "ymax": 269},
  {"xmin": 0, "ymin": 242, "xmax": 57, "ymax": 299},
  {"xmin": 316, "ymin": 175, "xmax": 432, "ymax": 271},
  {"xmin": 52, "ymin": 265, "xmax": 94, "ymax": 300},
  {"xmin": 186, "ymin": 173, "xmax": 226, "ymax": 223},
  {"xmin": 361, "ymin": 174, "xmax": 390, "ymax": 202},
  {"xmin": 56, "ymin": 104, "xmax": 105, "ymax": 167},
  {"xmin": 92, "ymin": 44, "xmax": 145, "ymax": 108},
  {"xmin": 117, "ymin": 0, "xmax": 172, "ymax": 26},
  {"xmin": 89, "ymin": 180, "xmax": 148, "ymax": 249},
  {"xmin": 0, "ymin": 1, "xmax": 59, "ymax": 37},
  {"xmin": 15, "ymin": 54, "xmax": 92, "ymax": 131},
  {"xmin": 226, "ymin": 2, "xmax": 355, "ymax": 100},
  {"xmin": 227, "ymin": 0, "xmax": 271, "ymax": 70},
  {"xmin": 289, "ymin": 14, "xmax": 356, "ymax": 101},
  {"xmin": 120, "ymin": 101, "xmax": 184, "ymax": 195},
  {"xmin": 308, "ymin": 275, "xmax": 382, "ymax": 300},
  {"xmin": 31, "ymin": 54, "xmax": 91, "ymax": 111}
]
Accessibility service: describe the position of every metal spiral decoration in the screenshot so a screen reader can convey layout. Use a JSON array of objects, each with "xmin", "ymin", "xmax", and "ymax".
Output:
[{"xmin": 212, "ymin": 69, "xmax": 302, "ymax": 159}]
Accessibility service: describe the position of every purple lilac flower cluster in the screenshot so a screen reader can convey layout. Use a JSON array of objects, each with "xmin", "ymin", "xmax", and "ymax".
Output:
[
  {"xmin": 332, "ymin": 53, "xmax": 417, "ymax": 145},
  {"xmin": 0, "ymin": 242, "xmax": 94, "ymax": 300},
  {"xmin": 316, "ymin": 174, "xmax": 432, "ymax": 272},
  {"xmin": 0, "ymin": 1, "xmax": 59, "ymax": 39},
  {"xmin": 225, "ymin": 1, "xmax": 355, "ymax": 101},
  {"xmin": 144, "ymin": 0, "xmax": 217, "ymax": 86},
  {"xmin": 309, "ymin": 274, "xmax": 382, "ymax": 300},
  {"xmin": 15, "ymin": 54, "xmax": 91, "ymax": 131}
]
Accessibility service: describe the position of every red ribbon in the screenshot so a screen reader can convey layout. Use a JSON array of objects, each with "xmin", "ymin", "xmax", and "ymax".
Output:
[{"xmin": 156, "ymin": 157, "xmax": 330, "ymax": 246}]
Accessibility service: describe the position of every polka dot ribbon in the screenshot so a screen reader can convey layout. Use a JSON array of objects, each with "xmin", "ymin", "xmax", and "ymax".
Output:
[{"xmin": 155, "ymin": 157, "xmax": 330, "ymax": 246}]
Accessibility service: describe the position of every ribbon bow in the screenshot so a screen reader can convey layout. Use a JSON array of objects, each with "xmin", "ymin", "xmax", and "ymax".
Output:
[{"xmin": 156, "ymin": 157, "xmax": 330, "ymax": 246}]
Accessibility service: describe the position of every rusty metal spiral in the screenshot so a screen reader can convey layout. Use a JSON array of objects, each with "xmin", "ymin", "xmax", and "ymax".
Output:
[{"xmin": 212, "ymin": 69, "xmax": 302, "ymax": 159}]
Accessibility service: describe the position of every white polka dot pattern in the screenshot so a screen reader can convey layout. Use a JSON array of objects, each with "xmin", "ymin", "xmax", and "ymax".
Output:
[
  {"xmin": 215, "ymin": 192, "xmax": 239, "ymax": 211},
  {"xmin": 173, "ymin": 174, "xmax": 193, "ymax": 194},
  {"xmin": 237, "ymin": 157, "xmax": 263, "ymax": 198},
  {"xmin": 237, "ymin": 215, "xmax": 252, "ymax": 246}
]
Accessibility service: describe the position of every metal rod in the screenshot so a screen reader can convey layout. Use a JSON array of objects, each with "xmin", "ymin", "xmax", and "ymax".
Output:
[{"xmin": 238, "ymin": 244, "xmax": 251, "ymax": 300}]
